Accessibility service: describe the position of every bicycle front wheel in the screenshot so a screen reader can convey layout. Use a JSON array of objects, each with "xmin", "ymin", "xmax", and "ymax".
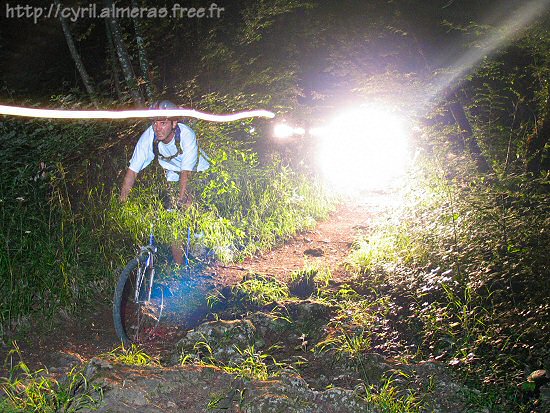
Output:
[{"xmin": 113, "ymin": 257, "xmax": 164, "ymax": 344}]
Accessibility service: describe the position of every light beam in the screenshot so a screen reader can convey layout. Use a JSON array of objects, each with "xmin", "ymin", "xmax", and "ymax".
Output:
[
  {"xmin": 434, "ymin": 0, "xmax": 550, "ymax": 98},
  {"xmin": 0, "ymin": 105, "xmax": 275, "ymax": 122}
]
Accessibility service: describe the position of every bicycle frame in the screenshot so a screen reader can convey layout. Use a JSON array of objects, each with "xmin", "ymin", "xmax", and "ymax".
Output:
[
  {"xmin": 135, "ymin": 232, "xmax": 157, "ymax": 304},
  {"xmin": 113, "ymin": 227, "xmax": 167, "ymax": 344}
]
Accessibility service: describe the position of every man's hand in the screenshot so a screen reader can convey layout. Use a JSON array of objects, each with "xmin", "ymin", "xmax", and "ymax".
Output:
[
  {"xmin": 120, "ymin": 169, "xmax": 137, "ymax": 202},
  {"xmin": 177, "ymin": 192, "xmax": 192, "ymax": 208},
  {"xmin": 177, "ymin": 170, "xmax": 192, "ymax": 208}
]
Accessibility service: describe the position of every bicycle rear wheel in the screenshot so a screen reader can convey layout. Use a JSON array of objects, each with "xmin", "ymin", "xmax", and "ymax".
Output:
[{"xmin": 113, "ymin": 257, "xmax": 164, "ymax": 344}]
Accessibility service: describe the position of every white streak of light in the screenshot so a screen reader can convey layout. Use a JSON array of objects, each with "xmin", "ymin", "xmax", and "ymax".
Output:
[
  {"xmin": 0, "ymin": 105, "xmax": 275, "ymax": 121},
  {"xmin": 435, "ymin": 0, "xmax": 550, "ymax": 97}
]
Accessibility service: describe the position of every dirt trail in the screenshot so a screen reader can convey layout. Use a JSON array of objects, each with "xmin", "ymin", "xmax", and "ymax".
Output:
[
  {"xmin": 212, "ymin": 199, "xmax": 376, "ymax": 284},
  {"xmin": 2, "ymin": 197, "xmax": 383, "ymax": 375}
]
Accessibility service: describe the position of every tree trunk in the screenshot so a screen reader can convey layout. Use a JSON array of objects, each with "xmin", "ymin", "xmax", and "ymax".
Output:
[
  {"xmin": 105, "ymin": 19, "xmax": 122, "ymax": 100},
  {"xmin": 54, "ymin": 0, "xmax": 98, "ymax": 106},
  {"xmin": 131, "ymin": 0, "xmax": 154, "ymax": 101},
  {"xmin": 447, "ymin": 93, "xmax": 493, "ymax": 174},
  {"xmin": 104, "ymin": 0, "xmax": 143, "ymax": 105},
  {"xmin": 525, "ymin": 86, "xmax": 550, "ymax": 175}
]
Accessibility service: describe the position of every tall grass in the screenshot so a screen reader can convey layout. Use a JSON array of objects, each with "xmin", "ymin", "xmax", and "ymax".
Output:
[
  {"xmin": 346, "ymin": 153, "xmax": 549, "ymax": 392},
  {"xmin": 0, "ymin": 170, "xmax": 117, "ymax": 336},
  {"xmin": 0, "ymin": 344, "xmax": 101, "ymax": 412},
  {"xmin": 110, "ymin": 158, "xmax": 333, "ymax": 263}
]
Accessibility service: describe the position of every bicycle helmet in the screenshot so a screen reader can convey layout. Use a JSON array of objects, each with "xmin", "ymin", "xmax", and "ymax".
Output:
[{"xmin": 149, "ymin": 100, "xmax": 179, "ymax": 120}]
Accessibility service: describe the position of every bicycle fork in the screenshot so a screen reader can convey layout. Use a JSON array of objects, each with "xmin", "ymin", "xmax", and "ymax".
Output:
[{"xmin": 134, "ymin": 252, "xmax": 155, "ymax": 304}]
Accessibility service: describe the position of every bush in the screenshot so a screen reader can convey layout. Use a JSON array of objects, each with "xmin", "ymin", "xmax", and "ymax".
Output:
[{"xmin": 348, "ymin": 155, "xmax": 549, "ymax": 386}]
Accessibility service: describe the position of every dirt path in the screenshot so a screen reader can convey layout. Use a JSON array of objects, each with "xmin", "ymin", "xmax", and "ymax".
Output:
[
  {"xmin": 2, "ymin": 198, "xmax": 382, "ymax": 375},
  {"xmin": 212, "ymin": 200, "xmax": 376, "ymax": 284}
]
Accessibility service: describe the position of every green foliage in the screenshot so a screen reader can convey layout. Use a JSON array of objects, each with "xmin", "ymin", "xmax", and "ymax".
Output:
[
  {"xmin": 290, "ymin": 262, "xmax": 332, "ymax": 289},
  {"xmin": 314, "ymin": 284, "xmax": 395, "ymax": 380},
  {"xmin": 107, "ymin": 344, "xmax": 158, "ymax": 366},
  {"xmin": 0, "ymin": 120, "xmax": 121, "ymax": 336},
  {"xmin": 222, "ymin": 345, "xmax": 272, "ymax": 381},
  {"xmin": 233, "ymin": 274, "xmax": 290, "ymax": 306},
  {"xmin": 0, "ymin": 344, "xmax": 102, "ymax": 412},
  {"xmin": 316, "ymin": 329, "xmax": 372, "ymax": 361},
  {"xmin": 347, "ymin": 229, "xmax": 404, "ymax": 274},
  {"xmin": 181, "ymin": 342, "xmax": 283, "ymax": 382},
  {"xmin": 363, "ymin": 376, "xmax": 423, "ymax": 413},
  {"xmin": 347, "ymin": 156, "xmax": 549, "ymax": 392},
  {"xmin": 288, "ymin": 266, "xmax": 316, "ymax": 298},
  {"xmin": 111, "ymin": 108, "xmax": 334, "ymax": 264}
]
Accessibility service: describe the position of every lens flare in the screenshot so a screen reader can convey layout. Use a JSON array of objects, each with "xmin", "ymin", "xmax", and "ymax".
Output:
[
  {"xmin": 0, "ymin": 105, "xmax": 275, "ymax": 121},
  {"xmin": 273, "ymin": 123, "xmax": 305, "ymax": 139},
  {"xmin": 316, "ymin": 107, "xmax": 410, "ymax": 193}
]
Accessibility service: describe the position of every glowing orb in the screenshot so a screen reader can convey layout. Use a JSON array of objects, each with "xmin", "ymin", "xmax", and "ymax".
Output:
[
  {"xmin": 315, "ymin": 106, "xmax": 410, "ymax": 193},
  {"xmin": 273, "ymin": 123, "xmax": 305, "ymax": 139}
]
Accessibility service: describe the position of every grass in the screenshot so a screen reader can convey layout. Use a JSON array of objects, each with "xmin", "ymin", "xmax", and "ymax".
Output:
[
  {"xmin": 288, "ymin": 262, "xmax": 333, "ymax": 298},
  {"xmin": 0, "ymin": 344, "xmax": 102, "ymax": 412},
  {"xmin": 316, "ymin": 329, "xmax": 372, "ymax": 361},
  {"xmin": 363, "ymin": 376, "xmax": 423, "ymax": 413},
  {"xmin": 181, "ymin": 342, "xmax": 284, "ymax": 381},
  {"xmin": 233, "ymin": 274, "xmax": 290, "ymax": 306},
  {"xmin": 106, "ymin": 344, "xmax": 159, "ymax": 366},
  {"xmin": 344, "ymin": 155, "xmax": 549, "ymax": 410},
  {"xmin": 110, "ymin": 159, "xmax": 334, "ymax": 264},
  {"xmin": 0, "ymin": 161, "xmax": 117, "ymax": 337}
]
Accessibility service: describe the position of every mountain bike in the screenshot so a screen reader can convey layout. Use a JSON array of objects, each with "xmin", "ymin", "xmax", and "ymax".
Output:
[
  {"xmin": 112, "ymin": 228, "xmax": 164, "ymax": 344},
  {"xmin": 113, "ymin": 225, "xmax": 192, "ymax": 344}
]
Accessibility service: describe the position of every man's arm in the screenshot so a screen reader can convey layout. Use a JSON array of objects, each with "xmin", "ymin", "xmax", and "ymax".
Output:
[
  {"xmin": 178, "ymin": 170, "xmax": 192, "ymax": 206},
  {"xmin": 120, "ymin": 169, "xmax": 137, "ymax": 202}
]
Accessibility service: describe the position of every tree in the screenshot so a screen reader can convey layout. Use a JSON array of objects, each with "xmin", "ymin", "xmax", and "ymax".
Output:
[
  {"xmin": 525, "ymin": 84, "xmax": 550, "ymax": 174},
  {"xmin": 104, "ymin": 0, "xmax": 143, "ymax": 105},
  {"xmin": 448, "ymin": 91, "xmax": 493, "ymax": 174},
  {"xmin": 105, "ymin": 19, "xmax": 122, "ymax": 100},
  {"xmin": 520, "ymin": 21, "xmax": 550, "ymax": 175},
  {"xmin": 54, "ymin": 0, "xmax": 98, "ymax": 106},
  {"xmin": 131, "ymin": 0, "xmax": 154, "ymax": 101}
]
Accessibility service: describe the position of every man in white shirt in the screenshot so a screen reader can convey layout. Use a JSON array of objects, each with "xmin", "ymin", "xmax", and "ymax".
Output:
[{"xmin": 119, "ymin": 100, "xmax": 209, "ymax": 207}]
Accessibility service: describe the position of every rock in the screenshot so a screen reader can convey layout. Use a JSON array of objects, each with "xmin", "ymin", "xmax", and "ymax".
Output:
[
  {"xmin": 528, "ymin": 369, "xmax": 549, "ymax": 384},
  {"xmin": 47, "ymin": 350, "xmax": 84, "ymax": 373},
  {"xmin": 173, "ymin": 319, "xmax": 256, "ymax": 364},
  {"xmin": 80, "ymin": 363, "xmax": 239, "ymax": 413},
  {"xmin": 303, "ymin": 248, "xmax": 324, "ymax": 257},
  {"xmin": 283, "ymin": 299, "xmax": 334, "ymax": 321},
  {"xmin": 80, "ymin": 361, "xmax": 376, "ymax": 413},
  {"xmin": 248, "ymin": 311, "xmax": 292, "ymax": 339},
  {"xmin": 400, "ymin": 360, "xmax": 470, "ymax": 412},
  {"xmin": 242, "ymin": 370, "xmax": 372, "ymax": 413},
  {"xmin": 84, "ymin": 357, "xmax": 113, "ymax": 380}
]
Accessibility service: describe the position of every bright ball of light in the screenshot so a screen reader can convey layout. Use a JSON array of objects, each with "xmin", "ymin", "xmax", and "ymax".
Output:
[
  {"xmin": 273, "ymin": 123, "xmax": 294, "ymax": 139},
  {"xmin": 316, "ymin": 107, "xmax": 410, "ymax": 193},
  {"xmin": 273, "ymin": 123, "xmax": 305, "ymax": 139}
]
